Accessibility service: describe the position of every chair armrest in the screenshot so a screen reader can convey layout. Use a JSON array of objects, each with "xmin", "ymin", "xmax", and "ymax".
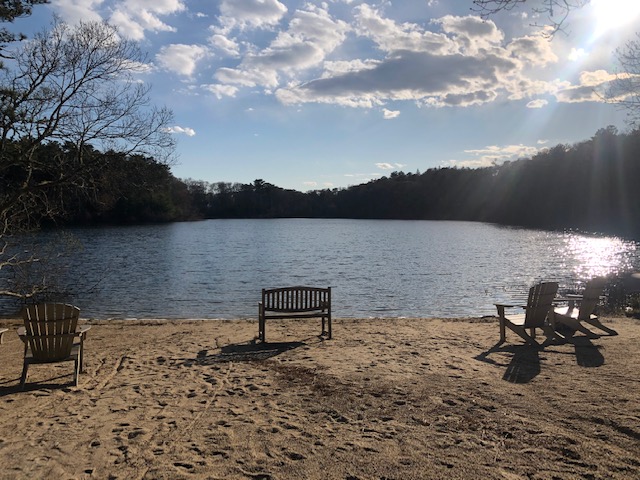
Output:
[
  {"xmin": 77, "ymin": 325, "xmax": 91, "ymax": 336},
  {"xmin": 494, "ymin": 303, "xmax": 516, "ymax": 308}
]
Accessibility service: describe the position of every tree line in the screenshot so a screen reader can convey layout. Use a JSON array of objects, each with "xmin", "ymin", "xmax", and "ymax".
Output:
[{"xmin": 34, "ymin": 125, "xmax": 640, "ymax": 239}]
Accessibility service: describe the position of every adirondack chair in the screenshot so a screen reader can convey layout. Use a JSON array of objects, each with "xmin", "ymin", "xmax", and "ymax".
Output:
[
  {"xmin": 495, "ymin": 282, "xmax": 559, "ymax": 345},
  {"xmin": 20, "ymin": 304, "xmax": 86, "ymax": 388},
  {"xmin": 553, "ymin": 277, "xmax": 615, "ymax": 336}
]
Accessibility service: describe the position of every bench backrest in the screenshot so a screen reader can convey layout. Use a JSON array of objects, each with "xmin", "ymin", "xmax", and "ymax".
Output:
[{"xmin": 262, "ymin": 287, "xmax": 331, "ymax": 313}]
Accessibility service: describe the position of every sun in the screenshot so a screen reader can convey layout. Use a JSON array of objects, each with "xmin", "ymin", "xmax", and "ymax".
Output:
[{"xmin": 590, "ymin": 0, "xmax": 640, "ymax": 37}]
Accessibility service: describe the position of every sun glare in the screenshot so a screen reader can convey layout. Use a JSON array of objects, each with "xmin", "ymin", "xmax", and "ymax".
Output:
[{"xmin": 591, "ymin": 0, "xmax": 640, "ymax": 37}]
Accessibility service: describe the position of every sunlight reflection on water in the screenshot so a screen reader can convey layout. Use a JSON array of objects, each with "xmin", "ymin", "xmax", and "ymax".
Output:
[{"xmin": 563, "ymin": 234, "xmax": 636, "ymax": 282}]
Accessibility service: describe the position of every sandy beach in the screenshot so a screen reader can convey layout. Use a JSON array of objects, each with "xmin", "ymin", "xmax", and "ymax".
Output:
[{"xmin": 0, "ymin": 316, "xmax": 638, "ymax": 479}]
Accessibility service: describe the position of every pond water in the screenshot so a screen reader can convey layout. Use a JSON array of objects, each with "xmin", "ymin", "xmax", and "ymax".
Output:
[{"xmin": 4, "ymin": 219, "xmax": 639, "ymax": 319}]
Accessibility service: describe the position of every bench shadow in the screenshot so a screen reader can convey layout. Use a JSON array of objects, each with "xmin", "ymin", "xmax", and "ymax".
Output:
[
  {"xmin": 194, "ymin": 341, "xmax": 305, "ymax": 365},
  {"xmin": 475, "ymin": 342, "xmax": 541, "ymax": 384}
]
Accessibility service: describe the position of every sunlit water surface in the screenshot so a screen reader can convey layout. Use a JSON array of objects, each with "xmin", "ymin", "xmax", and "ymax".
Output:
[{"xmin": 5, "ymin": 219, "xmax": 639, "ymax": 319}]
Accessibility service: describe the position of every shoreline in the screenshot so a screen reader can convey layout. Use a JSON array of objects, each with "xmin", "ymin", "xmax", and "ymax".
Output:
[{"xmin": 0, "ymin": 316, "xmax": 638, "ymax": 479}]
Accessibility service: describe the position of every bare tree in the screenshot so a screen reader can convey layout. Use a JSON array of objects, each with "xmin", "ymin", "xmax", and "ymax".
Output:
[
  {"xmin": 0, "ymin": 20, "xmax": 175, "ymax": 301},
  {"xmin": 472, "ymin": 0, "xmax": 590, "ymax": 35},
  {"xmin": 609, "ymin": 35, "xmax": 640, "ymax": 128}
]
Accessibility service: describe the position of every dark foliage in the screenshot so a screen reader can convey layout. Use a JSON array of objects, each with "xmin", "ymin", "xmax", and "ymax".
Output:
[{"xmin": 17, "ymin": 126, "xmax": 640, "ymax": 240}]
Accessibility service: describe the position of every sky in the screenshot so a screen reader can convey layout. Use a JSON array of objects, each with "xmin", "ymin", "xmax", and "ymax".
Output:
[{"xmin": 12, "ymin": 0, "xmax": 640, "ymax": 191}]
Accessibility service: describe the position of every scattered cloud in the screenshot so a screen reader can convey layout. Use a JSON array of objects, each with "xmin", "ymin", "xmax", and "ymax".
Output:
[
  {"xmin": 376, "ymin": 162, "xmax": 406, "ymax": 170},
  {"xmin": 554, "ymin": 70, "xmax": 615, "ymax": 103},
  {"xmin": 382, "ymin": 108, "xmax": 400, "ymax": 119},
  {"xmin": 275, "ymin": 10, "xmax": 562, "ymax": 109},
  {"xmin": 50, "ymin": 0, "xmax": 104, "ymax": 23},
  {"xmin": 167, "ymin": 126, "xmax": 196, "ymax": 136},
  {"xmin": 568, "ymin": 47, "xmax": 587, "ymax": 61},
  {"xmin": 526, "ymin": 99, "xmax": 548, "ymax": 108},
  {"xmin": 215, "ymin": 4, "xmax": 349, "ymax": 92},
  {"xmin": 202, "ymin": 84, "xmax": 239, "ymax": 99},
  {"xmin": 156, "ymin": 44, "xmax": 209, "ymax": 76},
  {"xmin": 110, "ymin": 0, "xmax": 186, "ymax": 40},
  {"xmin": 449, "ymin": 144, "xmax": 540, "ymax": 168},
  {"xmin": 216, "ymin": 0, "xmax": 287, "ymax": 32},
  {"xmin": 49, "ymin": 1, "xmax": 621, "ymax": 112}
]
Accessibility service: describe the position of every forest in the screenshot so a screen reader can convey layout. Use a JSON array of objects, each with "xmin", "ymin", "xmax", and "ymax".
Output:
[{"xmin": 30, "ymin": 125, "xmax": 639, "ymax": 239}]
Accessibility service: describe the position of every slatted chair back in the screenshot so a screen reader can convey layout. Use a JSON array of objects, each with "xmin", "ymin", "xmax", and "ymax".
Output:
[
  {"xmin": 22, "ymin": 304, "xmax": 80, "ymax": 362},
  {"xmin": 577, "ymin": 277, "xmax": 606, "ymax": 320},
  {"xmin": 524, "ymin": 282, "xmax": 558, "ymax": 328},
  {"xmin": 262, "ymin": 287, "xmax": 331, "ymax": 313}
]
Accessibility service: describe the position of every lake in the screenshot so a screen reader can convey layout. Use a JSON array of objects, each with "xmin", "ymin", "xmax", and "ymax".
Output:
[{"xmin": 5, "ymin": 219, "xmax": 639, "ymax": 319}]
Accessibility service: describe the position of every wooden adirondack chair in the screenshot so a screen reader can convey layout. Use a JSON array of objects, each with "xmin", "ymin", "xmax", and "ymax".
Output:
[
  {"xmin": 553, "ymin": 277, "xmax": 615, "ymax": 336},
  {"xmin": 495, "ymin": 282, "xmax": 559, "ymax": 345},
  {"xmin": 20, "ymin": 304, "xmax": 84, "ymax": 388}
]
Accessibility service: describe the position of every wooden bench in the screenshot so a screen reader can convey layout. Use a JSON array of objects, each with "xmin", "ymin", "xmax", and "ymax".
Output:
[{"xmin": 258, "ymin": 286, "xmax": 332, "ymax": 342}]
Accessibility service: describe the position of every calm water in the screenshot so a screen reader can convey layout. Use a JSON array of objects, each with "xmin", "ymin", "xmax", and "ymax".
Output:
[{"xmin": 6, "ymin": 219, "xmax": 639, "ymax": 319}]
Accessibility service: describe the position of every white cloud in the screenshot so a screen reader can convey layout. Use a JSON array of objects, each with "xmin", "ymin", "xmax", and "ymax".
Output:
[
  {"xmin": 210, "ymin": 33, "xmax": 240, "ymax": 57},
  {"xmin": 109, "ymin": 0, "xmax": 186, "ymax": 40},
  {"xmin": 450, "ymin": 144, "xmax": 540, "ymax": 167},
  {"xmin": 50, "ymin": 0, "xmax": 104, "ymax": 23},
  {"xmin": 215, "ymin": 4, "xmax": 349, "ymax": 90},
  {"xmin": 569, "ymin": 47, "xmax": 587, "ymax": 61},
  {"xmin": 382, "ymin": 108, "xmax": 400, "ymax": 119},
  {"xmin": 167, "ymin": 126, "xmax": 196, "ymax": 136},
  {"xmin": 376, "ymin": 162, "xmax": 406, "ymax": 170},
  {"xmin": 526, "ymin": 99, "xmax": 548, "ymax": 108},
  {"xmin": 217, "ymin": 0, "xmax": 287, "ymax": 31},
  {"xmin": 156, "ymin": 44, "xmax": 209, "ymax": 76},
  {"xmin": 554, "ymin": 70, "xmax": 615, "ymax": 103},
  {"xmin": 275, "ymin": 11, "xmax": 562, "ymax": 109},
  {"xmin": 506, "ymin": 34, "xmax": 558, "ymax": 66},
  {"xmin": 202, "ymin": 84, "xmax": 239, "ymax": 99}
]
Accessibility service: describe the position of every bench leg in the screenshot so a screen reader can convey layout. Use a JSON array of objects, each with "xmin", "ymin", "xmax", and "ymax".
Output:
[{"xmin": 258, "ymin": 316, "xmax": 265, "ymax": 343}]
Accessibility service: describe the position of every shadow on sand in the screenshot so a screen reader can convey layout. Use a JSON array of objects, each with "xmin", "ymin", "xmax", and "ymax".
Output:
[
  {"xmin": 570, "ymin": 336, "xmax": 605, "ymax": 368},
  {"xmin": 0, "ymin": 373, "xmax": 77, "ymax": 397},
  {"xmin": 194, "ymin": 341, "xmax": 305, "ymax": 365},
  {"xmin": 475, "ymin": 343, "xmax": 541, "ymax": 384}
]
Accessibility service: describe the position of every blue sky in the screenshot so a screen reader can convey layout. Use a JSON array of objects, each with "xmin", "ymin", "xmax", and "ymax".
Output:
[{"xmin": 14, "ymin": 0, "xmax": 640, "ymax": 191}]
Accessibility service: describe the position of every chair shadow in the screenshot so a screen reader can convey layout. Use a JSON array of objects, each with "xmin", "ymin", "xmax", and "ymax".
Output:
[
  {"xmin": 569, "ymin": 336, "xmax": 605, "ymax": 368},
  {"xmin": 0, "ymin": 374, "xmax": 77, "ymax": 397},
  {"xmin": 193, "ymin": 340, "xmax": 305, "ymax": 366},
  {"xmin": 475, "ymin": 342, "xmax": 541, "ymax": 384}
]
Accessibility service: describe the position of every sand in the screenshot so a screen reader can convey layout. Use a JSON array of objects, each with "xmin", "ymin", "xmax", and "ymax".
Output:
[{"xmin": 0, "ymin": 316, "xmax": 638, "ymax": 479}]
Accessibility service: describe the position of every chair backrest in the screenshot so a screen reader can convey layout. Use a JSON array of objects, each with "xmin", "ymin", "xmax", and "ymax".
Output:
[
  {"xmin": 22, "ymin": 304, "xmax": 80, "ymax": 362},
  {"xmin": 578, "ymin": 277, "xmax": 606, "ymax": 320},
  {"xmin": 524, "ymin": 282, "xmax": 559, "ymax": 328}
]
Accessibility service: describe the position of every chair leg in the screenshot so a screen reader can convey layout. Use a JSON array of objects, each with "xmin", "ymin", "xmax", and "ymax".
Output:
[
  {"xmin": 73, "ymin": 358, "xmax": 80, "ymax": 387},
  {"xmin": 20, "ymin": 362, "xmax": 29, "ymax": 389},
  {"xmin": 79, "ymin": 337, "xmax": 85, "ymax": 372},
  {"xmin": 499, "ymin": 317, "xmax": 506, "ymax": 342}
]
